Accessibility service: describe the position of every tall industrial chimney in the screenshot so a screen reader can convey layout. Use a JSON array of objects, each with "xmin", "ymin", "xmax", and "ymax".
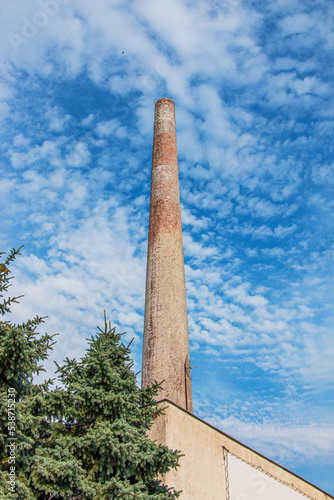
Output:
[{"xmin": 142, "ymin": 98, "xmax": 193, "ymax": 412}]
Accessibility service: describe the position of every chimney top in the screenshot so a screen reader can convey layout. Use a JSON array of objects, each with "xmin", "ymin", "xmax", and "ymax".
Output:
[{"xmin": 155, "ymin": 97, "xmax": 175, "ymax": 106}]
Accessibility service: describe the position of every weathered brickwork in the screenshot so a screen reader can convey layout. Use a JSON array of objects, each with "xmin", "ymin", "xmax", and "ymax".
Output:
[{"xmin": 142, "ymin": 98, "xmax": 193, "ymax": 412}]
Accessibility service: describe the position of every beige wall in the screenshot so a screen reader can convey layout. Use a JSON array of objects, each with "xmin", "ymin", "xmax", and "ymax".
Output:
[{"xmin": 149, "ymin": 400, "xmax": 333, "ymax": 500}]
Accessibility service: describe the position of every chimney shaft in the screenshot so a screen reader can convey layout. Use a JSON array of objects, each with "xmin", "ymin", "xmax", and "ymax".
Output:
[{"xmin": 142, "ymin": 98, "xmax": 193, "ymax": 412}]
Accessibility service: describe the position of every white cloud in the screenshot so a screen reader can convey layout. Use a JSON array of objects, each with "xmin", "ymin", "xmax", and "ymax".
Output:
[
  {"xmin": 280, "ymin": 13, "xmax": 315, "ymax": 34},
  {"xmin": 9, "ymin": 140, "xmax": 61, "ymax": 168},
  {"xmin": 183, "ymin": 232, "xmax": 218, "ymax": 260},
  {"xmin": 81, "ymin": 113, "xmax": 95, "ymax": 126},
  {"xmin": 207, "ymin": 413, "xmax": 334, "ymax": 464},
  {"xmin": 66, "ymin": 141, "xmax": 90, "ymax": 167},
  {"xmin": 181, "ymin": 206, "xmax": 210, "ymax": 230},
  {"xmin": 13, "ymin": 133, "xmax": 29, "ymax": 147},
  {"xmin": 96, "ymin": 119, "xmax": 127, "ymax": 138},
  {"xmin": 46, "ymin": 106, "xmax": 71, "ymax": 132},
  {"xmin": 312, "ymin": 163, "xmax": 334, "ymax": 185},
  {"xmin": 224, "ymin": 283, "xmax": 268, "ymax": 309}
]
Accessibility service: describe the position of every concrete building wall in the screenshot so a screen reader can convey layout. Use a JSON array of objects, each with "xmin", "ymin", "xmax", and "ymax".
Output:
[{"xmin": 149, "ymin": 400, "xmax": 333, "ymax": 500}]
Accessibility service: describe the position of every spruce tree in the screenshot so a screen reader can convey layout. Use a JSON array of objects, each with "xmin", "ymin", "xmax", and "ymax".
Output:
[
  {"xmin": 0, "ymin": 248, "xmax": 181, "ymax": 499},
  {"xmin": 0, "ymin": 247, "xmax": 57, "ymax": 499}
]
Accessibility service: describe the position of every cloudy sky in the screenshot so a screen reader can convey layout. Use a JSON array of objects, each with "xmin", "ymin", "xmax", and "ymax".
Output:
[{"xmin": 1, "ymin": 0, "xmax": 333, "ymax": 495}]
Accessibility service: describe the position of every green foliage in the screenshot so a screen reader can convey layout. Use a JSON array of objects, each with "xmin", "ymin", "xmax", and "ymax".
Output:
[
  {"xmin": 0, "ymin": 247, "xmax": 56, "ymax": 397},
  {"xmin": 0, "ymin": 249, "xmax": 181, "ymax": 499}
]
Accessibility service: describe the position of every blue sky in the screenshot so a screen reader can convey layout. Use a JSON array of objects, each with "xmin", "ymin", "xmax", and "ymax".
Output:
[{"xmin": 1, "ymin": 0, "xmax": 333, "ymax": 495}]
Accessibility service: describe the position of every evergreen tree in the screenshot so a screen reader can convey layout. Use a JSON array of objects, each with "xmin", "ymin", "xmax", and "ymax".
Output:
[
  {"xmin": 0, "ymin": 247, "xmax": 57, "ymax": 499},
  {"xmin": 0, "ymin": 249, "xmax": 181, "ymax": 499}
]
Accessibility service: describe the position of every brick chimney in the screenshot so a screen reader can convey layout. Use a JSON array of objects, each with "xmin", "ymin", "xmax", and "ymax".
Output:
[{"xmin": 142, "ymin": 98, "xmax": 193, "ymax": 412}]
